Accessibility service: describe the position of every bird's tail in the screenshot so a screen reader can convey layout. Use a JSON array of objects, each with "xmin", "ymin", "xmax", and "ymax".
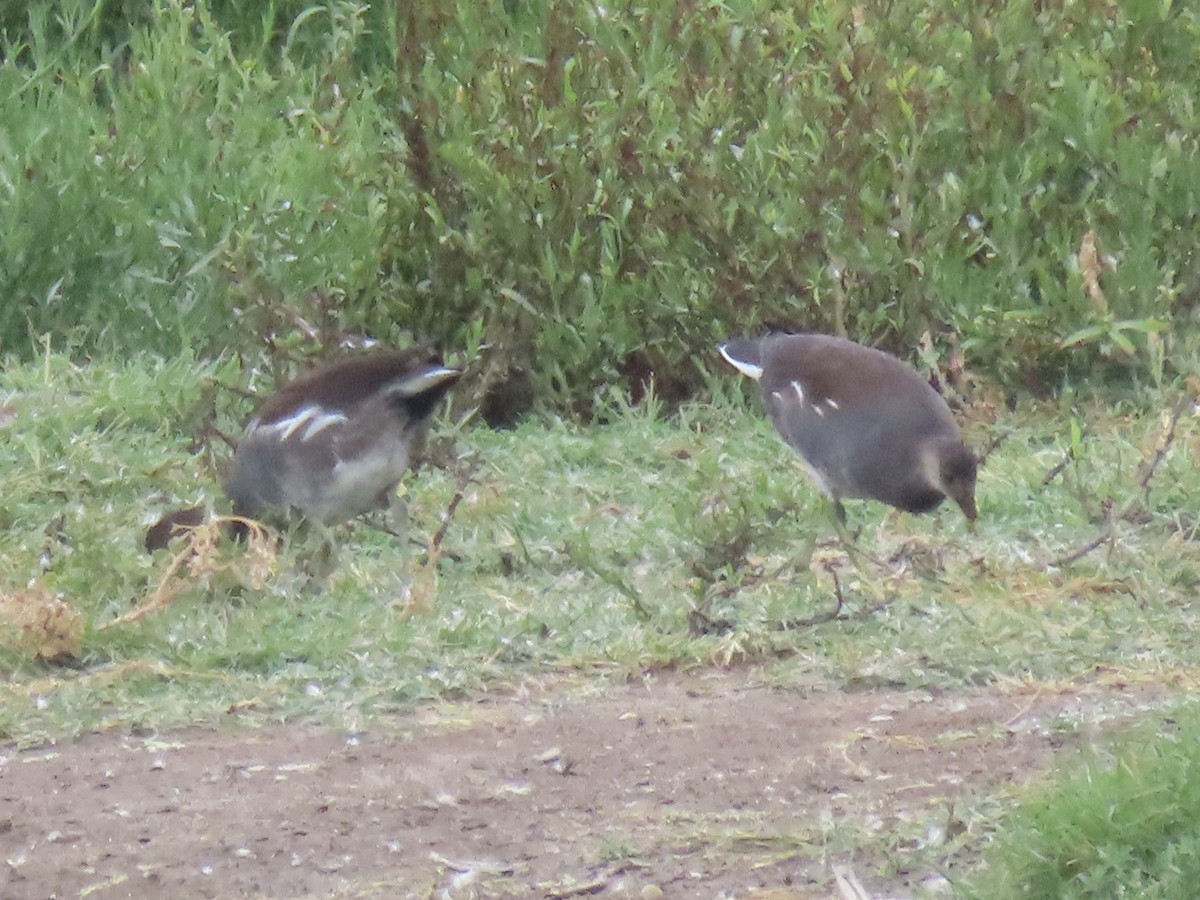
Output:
[{"xmin": 717, "ymin": 338, "xmax": 765, "ymax": 380}]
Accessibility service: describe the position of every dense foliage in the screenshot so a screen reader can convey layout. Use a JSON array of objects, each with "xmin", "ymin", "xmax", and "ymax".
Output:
[{"xmin": 2, "ymin": 0, "xmax": 1198, "ymax": 408}]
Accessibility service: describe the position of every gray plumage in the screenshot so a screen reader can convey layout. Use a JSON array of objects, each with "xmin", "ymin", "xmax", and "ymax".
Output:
[
  {"xmin": 720, "ymin": 333, "xmax": 977, "ymax": 521},
  {"xmin": 224, "ymin": 350, "xmax": 461, "ymax": 525}
]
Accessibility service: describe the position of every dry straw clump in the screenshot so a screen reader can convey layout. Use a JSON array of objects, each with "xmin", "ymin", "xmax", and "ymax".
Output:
[
  {"xmin": 0, "ymin": 583, "xmax": 85, "ymax": 661},
  {"xmin": 102, "ymin": 516, "xmax": 276, "ymax": 630}
]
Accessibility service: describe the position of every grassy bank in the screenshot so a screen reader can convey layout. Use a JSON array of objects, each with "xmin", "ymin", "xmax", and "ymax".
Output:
[{"xmin": 2, "ymin": 352, "xmax": 1196, "ymax": 742}]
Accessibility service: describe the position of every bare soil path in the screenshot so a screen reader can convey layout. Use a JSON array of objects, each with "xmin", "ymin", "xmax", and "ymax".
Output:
[{"xmin": 1, "ymin": 670, "xmax": 1168, "ymax": 899}]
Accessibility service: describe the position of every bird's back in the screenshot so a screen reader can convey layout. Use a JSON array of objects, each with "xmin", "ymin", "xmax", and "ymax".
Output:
[
  {"xmin": 735, "ymin": 334, "xmax": 961, "ymax": 508},
  {"xmin": 226, "ymin": 350, "xmax": 459, "ymax": 522}
]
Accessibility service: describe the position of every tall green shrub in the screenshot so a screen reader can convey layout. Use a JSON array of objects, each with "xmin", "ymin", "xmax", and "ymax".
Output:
[
  {"xmin": 0, "ymin": 1, "xmax": 387, "ymax": 355},
  {"xmin": 1, "ymin": 0, "xmax": 1197, "ymax": 405}
]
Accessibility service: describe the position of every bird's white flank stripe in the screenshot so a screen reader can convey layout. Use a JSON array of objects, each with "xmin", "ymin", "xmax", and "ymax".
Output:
[
  {"xmin": 263, "ymin": 406, "xmax": 346, "ymax": 442},
  {"xmin": 300, "ymin": 410, "xmax": 348, "ymax": 441},
  {"xmin": 791, "ymin": 381, "xmax": 805, "ymax": 403},
  {"xmin": 263, "ymin": 406, "xmax": 317, "ymax": 440},
  {"xmin": 826, "ymin": 398, "xmax": 840, "ymax": 410},
  {"xmin": 717, "ymin": 344, "xmax": 764, "ymax": 381}
]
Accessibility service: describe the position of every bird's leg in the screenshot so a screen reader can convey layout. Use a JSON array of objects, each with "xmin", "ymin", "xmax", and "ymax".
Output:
[
  {"xmin": 826, "ymin": 498, "xmax": 858, "ymax": 554},
  {"xmin": 296, "ymin": 519, "xmax": 338, "ymax": 579},
  {"xmin": 265, "ymin": 514, "xmax": 336, "ymax": 583},
  {"xmin": 824, "ymin": 499, "xmax": 885, "ymax": 572},
  {"xmin": 356, "ymin": 487, "xmax": 424, "ymax": 552},
  {"xmin": 383, "ymin": 485, "xmax": 431, "ymax": 556},
  {"xmin": 387, "ymin": 488, "xmax": 413, "ymax": 555},
  {"xmin": 814, "ymin": 505, "xmax": 893, "ymax": 611}
]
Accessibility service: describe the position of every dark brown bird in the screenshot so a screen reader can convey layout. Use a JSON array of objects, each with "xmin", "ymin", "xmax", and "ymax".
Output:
[
  {"xmin": 719, "ymin": 333, "xmax": 977, "ymax": 523},
  {"xmin": 224, "ymin": 349, "xmax": 461, "ymax": 524},
  {"xmin": 146, "ymin": 349, "xmax": 460, "ymax": 551}
]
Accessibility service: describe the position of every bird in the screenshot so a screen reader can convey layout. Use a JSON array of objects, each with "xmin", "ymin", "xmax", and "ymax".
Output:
[
  {"xmin": 146, "ymin": 348, "xmax": 461, "ymax": 551},
  {"xmin": 224, "ymin": 348, "xmax": 461, "ymax": 526},
  {"xmin": 718, "ymin": 333, "xmax": 977, "ymax": 525}
]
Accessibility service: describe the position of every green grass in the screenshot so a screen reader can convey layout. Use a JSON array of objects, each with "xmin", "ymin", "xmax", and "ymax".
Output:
[
  {"xmin": 2, "ymin": 352, "xmax": 1198, "ymax": 745},
  {"xmin": 968, "ymin": 704, "xmax": 1200, "ymax": 899}
]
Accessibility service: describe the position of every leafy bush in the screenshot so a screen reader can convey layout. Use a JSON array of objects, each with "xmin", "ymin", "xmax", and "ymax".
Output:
[
  {"xmin": 2, "ymin": 0, "xmax": 1198, "ymax": 408},
  {"xmin": 1, "ymin": 1, "xmax": 395, "ymax": 356}
]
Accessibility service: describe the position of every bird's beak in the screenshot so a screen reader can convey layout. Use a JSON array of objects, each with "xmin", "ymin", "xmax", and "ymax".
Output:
[{"xmin": 957, "ymin": 494, "xmax": 978, "ymax": 530}]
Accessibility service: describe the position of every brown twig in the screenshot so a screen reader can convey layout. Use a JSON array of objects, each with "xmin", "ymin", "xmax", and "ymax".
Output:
[
  {"xmin": 427, "ymin": 452, "xmax": 481, "ymax": 557},
  {"xmin": 1041, "ymin": 445, "xmax": 1076, "ymax": 486},
  {"xmin": 1047, "ymin": 524, "xmax": 1116, "ymax": 569},
  {"xmin": 1046, "ymin": 399, "xmax": 1187, "ymax": 568},
  {"xmin": 689, "ymin": 545, "xmax": 811, "ymax": 634},
  {"xmin": 396, "ymin": 452, "xmax": 481, "ymax": 618},
  {"xmin": 1137, "ymin": 398, "xmax": 1188, "ymax": 497},
  {"xmin": 976, "ymin": 428, "xmax": 1009, "ymax": 468}
]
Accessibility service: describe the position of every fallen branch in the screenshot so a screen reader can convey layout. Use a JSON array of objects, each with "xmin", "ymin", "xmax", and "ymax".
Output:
[
  {"xmin": 1137, "ymin": 398, "xmax": 1188, "ymax": 497},
  {"xmin": 1047, "ymin": 523, "xmax": 1116, "ymax": 569},
  {"xmin": 428, "ymin": 452, "xmax": 481, "ymax": 556}
]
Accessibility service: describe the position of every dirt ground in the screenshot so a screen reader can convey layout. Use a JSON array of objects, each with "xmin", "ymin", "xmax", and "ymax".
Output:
[{"xmin": 0, "ymin": 670, "xmax": 1170, "ymax": 899}]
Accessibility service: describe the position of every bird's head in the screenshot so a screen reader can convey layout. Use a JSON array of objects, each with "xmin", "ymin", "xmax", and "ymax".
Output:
[{"xmin": 930, "ymin": 438, "xmax": 978, "ymax": 523}]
